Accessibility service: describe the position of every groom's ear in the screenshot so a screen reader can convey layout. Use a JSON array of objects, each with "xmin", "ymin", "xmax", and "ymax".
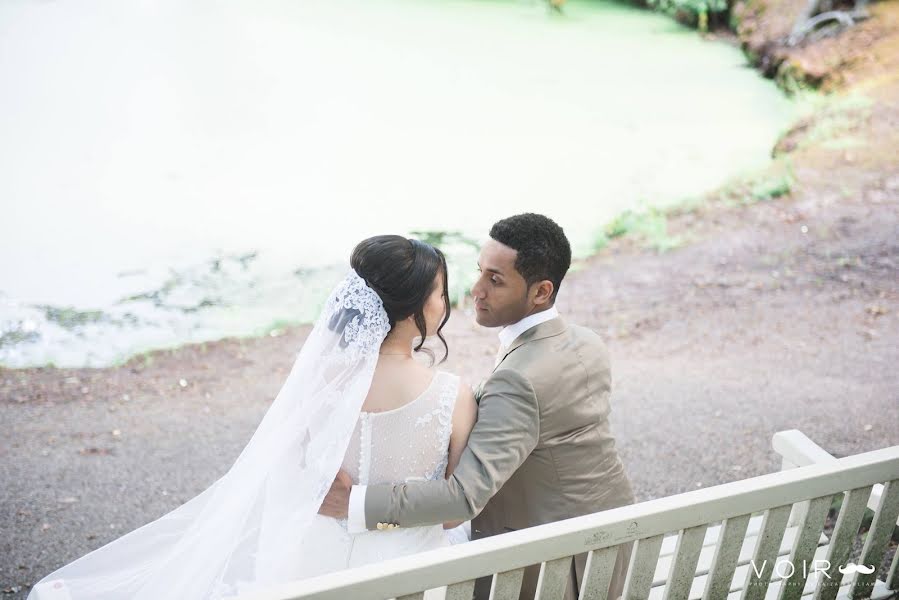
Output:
[{"xmin": 530, "ymin": 280, "xmax": 555, "ymax": 306}]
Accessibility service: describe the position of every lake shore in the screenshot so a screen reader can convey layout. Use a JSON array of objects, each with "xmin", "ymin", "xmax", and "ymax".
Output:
[{"xmin": 2, "ymin": 2, "xmax": 898, "ymax": 597}]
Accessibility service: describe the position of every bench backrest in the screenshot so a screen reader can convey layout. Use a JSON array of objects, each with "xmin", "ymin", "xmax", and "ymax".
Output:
[{"xmin": 239, "ymin": 442, "xmax": 899, "ymax": 600}]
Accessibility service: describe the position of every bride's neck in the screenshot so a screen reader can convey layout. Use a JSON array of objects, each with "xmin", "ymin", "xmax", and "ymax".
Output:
[{"xmin": 379, "ymin": 333, "xmax": 415, "ymax": 357}]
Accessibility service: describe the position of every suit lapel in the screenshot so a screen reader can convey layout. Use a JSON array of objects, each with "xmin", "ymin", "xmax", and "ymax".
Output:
[{"xmin": 490, "ymin": 316, "xmax": 568, "ymax": 374}]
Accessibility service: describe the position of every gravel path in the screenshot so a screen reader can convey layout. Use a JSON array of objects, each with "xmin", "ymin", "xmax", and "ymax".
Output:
[{"xmin": 2, "ymin": 165, "xmax": 898, "ymax": 597}]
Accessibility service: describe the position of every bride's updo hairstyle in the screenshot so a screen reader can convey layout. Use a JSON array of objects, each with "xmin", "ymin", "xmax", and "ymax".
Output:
[{"xmin": 350, "ymin": 235, "xmax": 451, "ymax": 363}]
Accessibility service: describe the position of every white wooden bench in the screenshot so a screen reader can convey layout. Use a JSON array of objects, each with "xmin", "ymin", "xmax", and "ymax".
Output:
[{"xmin": 238, "ymin": 430, "xmax": 899, "ymax": 600}]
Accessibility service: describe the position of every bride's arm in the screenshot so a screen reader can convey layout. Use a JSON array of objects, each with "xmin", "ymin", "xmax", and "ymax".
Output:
[{"xmin": 443, "ymin": 381, "xmax": 478, "ymax": 530}]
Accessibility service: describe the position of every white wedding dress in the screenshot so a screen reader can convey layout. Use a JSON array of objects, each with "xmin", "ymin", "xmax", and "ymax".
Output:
[
  {"xmin": 294, "ymin": 369, "xmax": 465, "ymax": 579},
  {"xmin": 28, "ymin": 270, "xmax": 468, "ymax": 600}
]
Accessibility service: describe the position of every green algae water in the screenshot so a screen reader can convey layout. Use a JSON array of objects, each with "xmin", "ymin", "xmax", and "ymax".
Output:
[{"xmin": 0, "ymin": 0, "xmax": 796, "ymax": 368}]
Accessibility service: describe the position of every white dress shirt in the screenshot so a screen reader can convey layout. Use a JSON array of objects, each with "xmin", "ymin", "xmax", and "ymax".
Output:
[
  {"xmin": 497, "ymin": 305, "xmax": 559, "ymax": 351},
  {"xmin": 346, "ymin": 306, "xmax": 560, "ymax": 533}
]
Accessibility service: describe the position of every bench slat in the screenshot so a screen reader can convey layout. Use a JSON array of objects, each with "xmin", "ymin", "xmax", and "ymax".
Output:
[
  {"xmin": 662, "ymin": 525, "xmax": 707, "ymax": 600},
  {"xmin": 489, "ymin": 568, "xmax": 525, "ymax": 600},
  {"xmin": 848, "ymin": 479, "xmax": 899, "ymax": 600},
  {"xmin": 579, "ymin": 546, "xmax": 621, "ymax": 600},
  {"xmin": 741, "ymin": 505, "xmax": 792, "ymax": 600},
  {"xmin": 777, "ymin": 494, "xmax": 833, "ymax": 600},
  {"xmin": 816, "ymin": 486, "xmax": 875, "ymax": 600},
  {"xmin": 887, "ymin": 541, "xmax": 898, "ymax": 591},
  {"xmin": 445, "ymin": 580, "xmax": 476, "ymax": 600},
  {"xmin": 535, "ymin": 556, "xmax": 572, "ymax": 600},
  {"xmin": 623, "ymin": 535, "xmax": 665, "ymax": 600},
  {"xmin": 703, "ymin": 514, "xmax": 752, "ymax": 600}
]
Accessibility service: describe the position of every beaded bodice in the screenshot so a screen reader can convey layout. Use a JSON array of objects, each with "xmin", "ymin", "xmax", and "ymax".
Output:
[{"xmin": 340, "ymin": 370, "xmax": 460, "ymax": 486}]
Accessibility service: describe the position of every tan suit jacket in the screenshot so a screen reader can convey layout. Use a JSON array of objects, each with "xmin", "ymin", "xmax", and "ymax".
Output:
[{"xmin": 364, "ymin": 317, "xmax": 635, "ymax": 600}]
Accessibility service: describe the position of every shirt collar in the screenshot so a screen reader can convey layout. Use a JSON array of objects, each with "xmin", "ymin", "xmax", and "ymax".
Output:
[{"xmin": 498, "ymin": 305, "xmax": 559, "ymax": 349}]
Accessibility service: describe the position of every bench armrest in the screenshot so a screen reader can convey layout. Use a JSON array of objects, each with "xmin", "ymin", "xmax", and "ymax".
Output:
[{"xmin": 772, "ymin": 429, "xmax": 894, "ymax": 525}]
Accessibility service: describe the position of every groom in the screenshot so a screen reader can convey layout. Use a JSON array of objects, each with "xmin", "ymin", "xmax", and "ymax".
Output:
[{"xmin": 320, "ymin": 213, "xmax": 636, "ymax": 600}]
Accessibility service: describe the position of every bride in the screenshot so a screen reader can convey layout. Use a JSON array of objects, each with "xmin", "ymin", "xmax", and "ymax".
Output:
[{"xmin": 29, "ymin": 235, "xmax": 478, "ymax": 600}]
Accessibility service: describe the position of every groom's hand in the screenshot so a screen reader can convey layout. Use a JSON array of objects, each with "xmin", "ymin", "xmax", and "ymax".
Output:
[{"xmin": 318, "ymin": 469, "xmax": 352, "ymax": 519}]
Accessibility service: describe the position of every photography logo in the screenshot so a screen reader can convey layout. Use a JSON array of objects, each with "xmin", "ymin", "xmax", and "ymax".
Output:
[
  {"xmin": 837, "ymin": 563, "xmax": 877, "ymax": 575},
  {"xmin": 747, "ymin": 560, "xmax": 877, "ymax": 586}
]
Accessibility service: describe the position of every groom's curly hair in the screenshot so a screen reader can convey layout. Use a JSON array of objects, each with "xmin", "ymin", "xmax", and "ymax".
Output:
[{"xmin": 489, "ymin": 213, "xmax": 571, "ymax": 303}]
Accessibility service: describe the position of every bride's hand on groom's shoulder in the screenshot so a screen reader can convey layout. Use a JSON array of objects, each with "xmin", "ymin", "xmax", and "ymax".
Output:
[{"xmin": 318, "ymin": 469, "xmax": 353, "ymax": 519}]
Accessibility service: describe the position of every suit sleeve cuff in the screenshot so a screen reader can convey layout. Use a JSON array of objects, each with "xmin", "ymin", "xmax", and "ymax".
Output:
[{"xmin": 347, "ymin": 485, "xmax": 368, "ymax": 533}]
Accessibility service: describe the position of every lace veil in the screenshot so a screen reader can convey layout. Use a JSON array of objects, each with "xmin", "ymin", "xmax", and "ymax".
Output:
[{"xmin": 29, "ymin": 269, "xmax": 391, "ymax": 600}]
